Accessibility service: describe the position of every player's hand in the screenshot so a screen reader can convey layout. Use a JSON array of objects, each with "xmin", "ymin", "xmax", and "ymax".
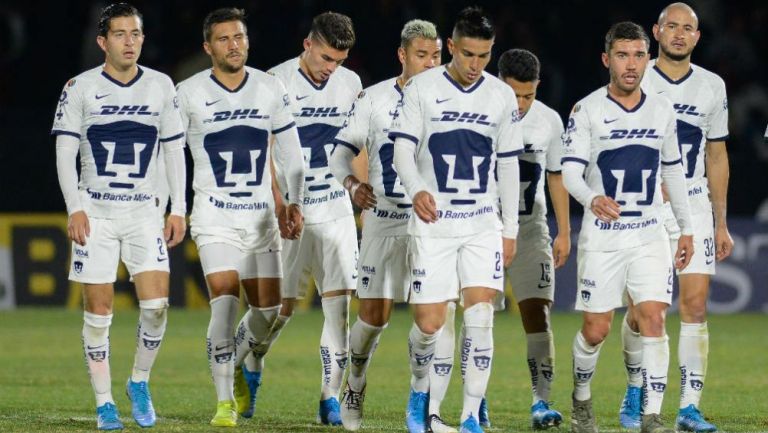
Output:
[
  {"xmin": 276, "ymin": 203, "xmax": 291, "ymax": 239},
  {"xmin": 502, "ymin": 237, "xmax": 517, "ymax": 267},
  {"xmin": 714, "ymin": 224, "xmax": 734, "ymax": 262},
  {"xmin": 675, "ymin": 234, "xmax": 694, "ymax": 270},
  {"xmin": 349, "ymin": 180, "xmax": 377, "ymax": 210},
  {"xmin": 285, "ymin": 204, "xmax": 304, "ymax": 240},
  {"xmin": 590, "ymin": 195, "xmax": 621, "ymax": 222},
  {"xmin": 552, "ymin": 232, "xmax": 571, "ymax": 269},
  {"xmin": 68, "ymin": 211, "xmax": 90, "ymax": 246},
  {"xmin": 413, "ymin": 190, "xmax": 438, "ymax": 223},
  {"xmin": 164, "ymin": 214, "xmax": 186, "ymax": 248}
]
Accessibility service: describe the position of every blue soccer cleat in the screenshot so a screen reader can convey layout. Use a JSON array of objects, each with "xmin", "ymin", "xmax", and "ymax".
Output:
[
  {"xmin": 478, "ymin": 398, "xmax": 490, "ymax": 428},
  {"xmin": 96, "ymin": 402, "xmax": 124, "ymax": 430},
  {"xmin": 619, "ymin": 385, "xmax": 642, "ymax": 429},
  {"xmin": 126, "ymin": 379, "xmax": 156, "ymax": 427},
  {"xmin": 531, "ymin": 400, "xmax": 563, "ymax": 429},
  {"xmin": 460, "ymin": 414, "xmax": 484, "ymax": 433},
  {"xmin": 234, "ymin": 366, "xmax": 261, "ymax": 418},
  {"xmin": 676, "ymin": 405, "xmax": 717, "ymax": 432},
  {"xmin": 405, "ymin": 389, "xmax": 429, "ymax": 433},
  {"xmin": 318, "ymin": 397, "xmax": 343, "ymax": 425}
]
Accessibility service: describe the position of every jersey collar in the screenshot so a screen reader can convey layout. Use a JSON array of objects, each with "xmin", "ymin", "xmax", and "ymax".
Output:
[
  {"xmin": 653, "ymin": 64, "xmax": 694, "ymax": 85},
  {"xmin": 209, "ymin": 71, "xmax": 249, "ymax": 93},
  {"xmin": 101, "ymin": 66, "xmax": 143, "ymax": 88},
  {"xmin": 605, "ymin": 88, "xmax": 647, "ymax": 113},
  {"xmin": 442, "ymin": 69, "xmax": 485, "ymax": 93}
]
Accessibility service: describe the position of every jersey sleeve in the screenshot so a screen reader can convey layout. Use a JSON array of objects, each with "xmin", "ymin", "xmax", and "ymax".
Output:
[
  {"xmin": 270, "ymin": 78, "xmax": 296, "ymax": 134},
  {"xmin": 175, "ymin": 83, "xmax": 192, "ymax": 134},
  {"xmin": 51, "ymin": 78, "xmax": 84, "ymax": 138},
  {"xmin": 333, "ymin": 89, "xmax": 372, "ymax": 156},
  {"xmin": 158, "ymin": 77, "xmax": 185, "ymax": 145},
  {"xmin": 706, "ymin": 77, "xmax": 729, "ymax": 141},
  {"xmin": 496, "ymin": 94, "xmax": 524, "ymax": 158},
  {"xmin": 388, "ymin": 79, "xmax": 423, "ymax": 145},
  {"xmin": 545, "ymin": 110, "xmax": 565, "ymax": 172},
  {"xmin": 661, "ymin": 103, "xmax": 683, "ymax": 165},
  {"xmin": 561, "ymin": 102, "xmax": 591, "ymax": 166}
]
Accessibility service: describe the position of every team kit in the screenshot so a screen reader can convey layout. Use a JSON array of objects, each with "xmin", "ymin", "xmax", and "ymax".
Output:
[{"xmin": 52, "ymin": 2, "xmax": 733, "ymax": 433}]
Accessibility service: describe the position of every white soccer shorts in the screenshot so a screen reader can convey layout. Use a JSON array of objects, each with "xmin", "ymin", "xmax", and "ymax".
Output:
[
  {"xmin": 357, "ymin": 235, "xmax": 410, "ymax": 302},
  {"xmin": 665, "ymin": 208, "xmax": 715, "ymax": 275},
  {"xmin": 69, "ymin": 215, "xmax": 169, "ymax": 283},
  {"xmin": 408, "ymin": 230, "xmax": 504, "ymax": 305},
  {"xmin": 281, "ymin": 215, "xmax": 359, "ymax": 298},
  {"xmin": 506, "ymin": 223, "xmax": 555, "ymax": 303},
  {"xmin": 192, "ymin": 225, "xmax": 282, "ymax": 279},
  {"xmin": 575, "ymin": 240, "xmax": 673, "ymax": 312}
]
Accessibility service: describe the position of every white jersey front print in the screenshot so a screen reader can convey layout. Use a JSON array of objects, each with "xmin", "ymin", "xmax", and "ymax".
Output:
[
  {"xmin": 389, "ymin": 66, "xmax": 524, "ymax": 237},
  {"xmin": 177, "ymin": 67, "xmax": 295, "ymax": 230},
  {"xmin": 269, "ymin": 57, "xmax": 362, "ymax": 224},
  {"xmin": 562, "ymin": 87, "xmax": 682, "ymax": 251},
  {"xmin": 334, "ymin": 77, "xmax": 411, "ymax": 237},
  {"xmin": 51, "ymin": 65, "xmax": 184, "ymax": 219},
  {"xmin": 641, "ymin": 60, "xmax": 729, "ymax": 213}
]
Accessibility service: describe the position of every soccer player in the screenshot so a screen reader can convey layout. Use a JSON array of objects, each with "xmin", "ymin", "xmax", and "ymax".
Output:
[
  {"xmin": 233, "ymin": 11, "xmax": 362, "ymax": 425},
  {"xmin": 175, "ymin": 8, "xmax": 305, "ymax": 427},
  {"xmin": 618, "ymin": 4, "xmax": 733, "ymax": 432},
  {"xmin": 562, "ymin": 22, "xmax": 694, "ymax": 433},
  {"xmin": 391, "ymin": 7, "xmax": 523, "ymax": 433},
  {"xmin": 329, "ymin": 19, "xmax": 443, "ymax": 432},
  {"xmin": 52, "ymin": 3, "xmax": 186, "ymax": 430}
]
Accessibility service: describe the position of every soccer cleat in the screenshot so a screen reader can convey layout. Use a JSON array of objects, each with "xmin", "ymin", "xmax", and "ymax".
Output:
[
  {"xmin": 641, "ymin": 414, "xmax": 675, "ymax": 433},
  {"xmin": 571, "ymin": 396, "xmax": 597, "ymax": 433},
  {"xmin": 676, "ymin": 405, "xmax": 718, "ymax": 432},
  {"xmin": 459, "ymin": 415, "xmax": 484, "ymax": 433},
  {"xmin": 429, "ymin": 414, "xmax": 458, "ymax": 433},
  {"xmin": 619, "ymin": 385, "xmax": 643, "ymax": 429},
  {"xmin": 126, "ymin": 379, "xmax": 156, "ymax": 427},
  {"xmin": 318, "ymin": 397, "xmax": 343, "ymax": 426},
  {"xmin": 234, "ymin": 366, "xmax": 261, "ymax": 418},
  {"xmin": 478, "ymin": 398, "xmax": 490, "ymax": 428},
  {"xmin": 405, "ymin": 389, "xmax": 429, "ymax": 433},
  {"xmin": 96, "ymin": 402, "xmax": 124, "ymax": 430},
  {"xmin": 340, "ymin": 383, "xmax": 366, "ymax": 431},
  {"xmin": 531, "ymin": 400, "xmax": 563, "ymax": 430},
  {"xmin": 210, "ymin": 400, "xmax": 237, "ymax": 427}
]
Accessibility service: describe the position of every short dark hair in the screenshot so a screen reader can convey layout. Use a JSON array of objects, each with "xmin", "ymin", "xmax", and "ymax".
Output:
[
  {"xmin": 498, "ymin": 49, "xmax": 540, "ymax": 82},
  {"xmin": 452, "ymin": 6, "xmax": 495, "ymax": 40},
  {"xmin": 97, "ymin": 3, "xmax": 142, "ymax": 37},
  {"xmin": 604, "ymin": 21, "xmax": 650, "ymax": 53},
  {"xmin": 203, "ymin": 8, "xmax": 247, "ymax": 42},
  {"xmin": 309, "ymin": 12, "xmax": 355, "ymax": 50}
]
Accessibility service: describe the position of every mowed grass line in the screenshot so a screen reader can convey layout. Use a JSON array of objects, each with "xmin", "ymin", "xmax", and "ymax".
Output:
[{"xmin": 0, "ymin": 308, "xmax": 766, "ymax": 432}]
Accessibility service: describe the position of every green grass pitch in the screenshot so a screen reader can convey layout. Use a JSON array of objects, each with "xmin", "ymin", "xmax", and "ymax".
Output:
[{"xmin": 1, "ymin": 308, "xmax": 766, "ymax": 432}]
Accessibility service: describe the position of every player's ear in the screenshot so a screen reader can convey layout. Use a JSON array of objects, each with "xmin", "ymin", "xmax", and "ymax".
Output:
[
  {"xmin": 303, "ymin": 38, "xmax": 312, "ymax": 53},
  {"xmin": 652, "ymin": 23, "xmax": 661, "ymax": 41},
  {"xmin": 601, "ymin": 52, "xmax": 610, "ymax": 68},
  {"xmin": 397, "ymin": 46, "xmax": 406, "ymax": 66},
  {"xmin": 96, "ymin": 35, "xmax": 107, "ymax": 52},
  {"xmin": 692, "ymin": 29, "xmax": 701, "ymax": 46},
  {"xmin": 203, "ymin": 41, "xmax": 212, "ymax": 56},
  {"xmin": 447, "ymin": 38, "xmax": 455, "ymax": 55}
]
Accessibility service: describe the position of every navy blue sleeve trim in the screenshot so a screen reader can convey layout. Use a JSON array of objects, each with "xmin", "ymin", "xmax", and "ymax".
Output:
[
  {"xmin": 159, "ymin": 132, "xmax": 185, "ymax": 142},
  {"xmin": 546, "ymin": 169, "xmax": 562, "ymax": 174},
  {"xmin": 272, "ymin": 121, "xmax": 296, "ymax": 135},
  {"xmin": 497, "ymin": 149, "xmax": 524, "ymax": 158},
  {"xmin": 51, "ymin": 130, "xmax": 81, "ymax": 139},
  {"xmin": 661, "ymin": 158, "xmax": 682, "ymax": 166},
  {"xmin": 706, "ymin": 135, "xmax": 728, "ymax": 142},
  {"xmin": 334, "ymin": 139, "xmax": 361, "ymax": 156},
  {"xmin": 561, "ymin": 156, "xmax": 589, "ymax": 166},
  {"xmin": 388, "ymin": 131, "xmax": 419, "ymax": 145}
]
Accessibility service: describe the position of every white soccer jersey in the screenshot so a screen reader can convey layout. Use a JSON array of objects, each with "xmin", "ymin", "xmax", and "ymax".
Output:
[
  {"xmin": 177, "ymin": 67, "xmax": 296, "ymax": 230},
  {"xmin": 389, "ymin": 66, "xmax": 524, "ymax": 237},
  {"xmin": 641, "ymin": 60, "xmax": 729, "ymax": 213},
  {"xmin": 51, "ymin": 65, "xmax": 184, "ymax": 219},
  {"xmin": 517, "ymin": 100, "xmax": 565, "ymax": 226},
  {"xmin": 268, "ymin": 57, "xmax": 362, "ymax": 224},
  {"xmin": 562, "ymin": 87, "xmax": 682, "ymax": 251},
  {"xmin": 334, "ymin": 77, "xmax": 410, "ymax": 237}
]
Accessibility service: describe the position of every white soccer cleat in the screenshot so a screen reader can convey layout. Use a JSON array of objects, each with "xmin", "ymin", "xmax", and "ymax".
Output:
[
  {"xmin": 340, "ymin": 383, "xmax": 366, "ymax": 431},
  {"xmin": 429, "ymin": 414, "xmax": 459, "ymax": 433}
]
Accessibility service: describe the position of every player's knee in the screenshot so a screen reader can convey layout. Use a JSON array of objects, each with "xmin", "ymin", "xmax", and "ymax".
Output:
[
  {"xmin": 581, "ymin": 322, "xmax": 610, "ymax": 346},
  {"xmin": 463, "ymin": 302, "xmax": 494, "ymax": 328},
  {"xmin": 679, "ymin": 297, "xmax": 707, "ymax": 323},
  {"xmin": 139, "ymin": 297, "xmax": 169, "ymax": 323},
  {"xmin": 415, "ymin": 319, "xmax": 443, "ymax": 335},
  {"xmin": 83, "ymin": 311, "xmax": 113, "ymax": 334}
]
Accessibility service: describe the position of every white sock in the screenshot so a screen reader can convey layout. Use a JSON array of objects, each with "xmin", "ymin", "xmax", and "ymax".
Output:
[
  {"xmin": 207, "ymin": 295, "xmax": 238, "ymax": 402},
  {"xmin": 572, "ymin": 331, "xmax": 602, "ymax": 401},
  {"xmin": 641, "ymin": 335, "xmax": 670, "ymax": 415},
  {"xmin": 429, "ymin": 302, "xmax": 456, "ymax": 416},
  {"xmin": 460, "ymin": 303, "xmax": 494, "ymax": 423},
  {"xmin": 320, "ymin": 295, "xmax": 350, "ymax": 400},
  {"xmin": 234, "ymin": 309, "xmax": 256, "ymax": 367},
  {"xmin": 621, "ymin": 314, "xmax": 643, "ymax": 387},
  {"xmin": 527, "ymin": 331, "xmax": 554, "ymax": 404},
  {"xmin": 347, "ymin": 317, "xmax": 385, "ymax": 392},
  {"xmin": 131, "ymin": 297, "xmax": 168, "ymax": 383},
  {"xmin": 250, "ymin": 314, "xmax": 290, "ymax": 373},
  {"xmin": 679, "ymin": 322, "xmax": 708, "ymax": 409},
  {"xmin": 83, "ymin": 312, "xmax": 114, "ymax": 407},
  {"xmin": 409, "ymin": 323, "xmax": 440, "ymax": 393}
]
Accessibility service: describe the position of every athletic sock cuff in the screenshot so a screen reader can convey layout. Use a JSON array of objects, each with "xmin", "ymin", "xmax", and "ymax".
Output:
[
  {"xmin": 463, "ymin": 302, "xmax": 494, "ymax": 328},
  {"xmin": 210, "ymin": 295, "xmax": 239, "ymax": 306},
  {"xmin": 139, "ymin": 297, "xmax": 169, "ymax": 310},
  {"xmin": 680, "ymin": 321, "xmax": 708, "ymax": 336},
  {"xmin": 84, "ymin": 311, "xmax": 113, "ymax": 328},
  {"xmin": 526, "ymin": 331, "xmax": 553, "ymax": 343},
  {"xmin": 640, "ymin": 334, "xmax": 669, "ymax": 345}
]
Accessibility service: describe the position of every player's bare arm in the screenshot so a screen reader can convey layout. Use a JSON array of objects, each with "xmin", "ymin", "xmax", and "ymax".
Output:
[
  {"xmin": 547, "ymin": 172, "xmax": 571, "ymax": 268},
  {"xmin": 343, "ymin": 175, "xmax": 377, "ymax": 209},
  {"xmin": 502, "ymin": 237, "xmax": 517, "ymax": 267},
  {"xmin": 706, "ymin": 140, "xmax": 734, "ymax": 261},
  {"xmin": 164, "ymin": 215, "xmax": 186, "ymax": 248}
]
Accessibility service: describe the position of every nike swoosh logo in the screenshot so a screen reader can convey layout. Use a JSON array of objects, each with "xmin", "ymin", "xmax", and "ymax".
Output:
[
  {"xmin": 689, "ymin": 372, "xmax": 705, "ymax": 377},
  {"xmin": 657, "ymin": 91, "xmax": 665, "ymax": 94},
  {"xmin": 95, "ymin": 94, "xmax": 110, "ymax": 100},
  {"xmin": 473, "ymin": 347, "xmax": 492, "ymax": 353},
  {"xmin": 296, "ymin": 95, "xmax": 309, "ymax": 101},
  {"xmin": 157, "ymin": 257, "xmax": 168, "ymax": 262},
  {"xmin": 214, "ymin": 344, "xmax": 233, "ymax": 351},
  {"xmin": 705, "ymin": 259, "xmax": 714, "ymax": 265},
  {"xmin": 86, "ymin": 345, "xmax": 106, "ymax": 350},
  {"xmin": 436, "ymin": 98, "xmax": 451, "ymax": 104},
  {"xmin": 433, "ymin": 357, "xmax": 452, "ymax": 361},
  {"xmin": 649, "ymin": 375, "xmax": 666, "ymax": 380},
  {"xmin": 205, "ymin": 99, "xmax": 221, "ymax": 106},
  {"xmin": 537, "ymin": 283, "xmax": 551, "ymax": 289},
  {"xmin": 493, "ymin": 274, "xmax": 503, "ymax": 280},
  {"xmin": 603, "ymin": 118, "xmax": 618, "ymax": 124}
]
